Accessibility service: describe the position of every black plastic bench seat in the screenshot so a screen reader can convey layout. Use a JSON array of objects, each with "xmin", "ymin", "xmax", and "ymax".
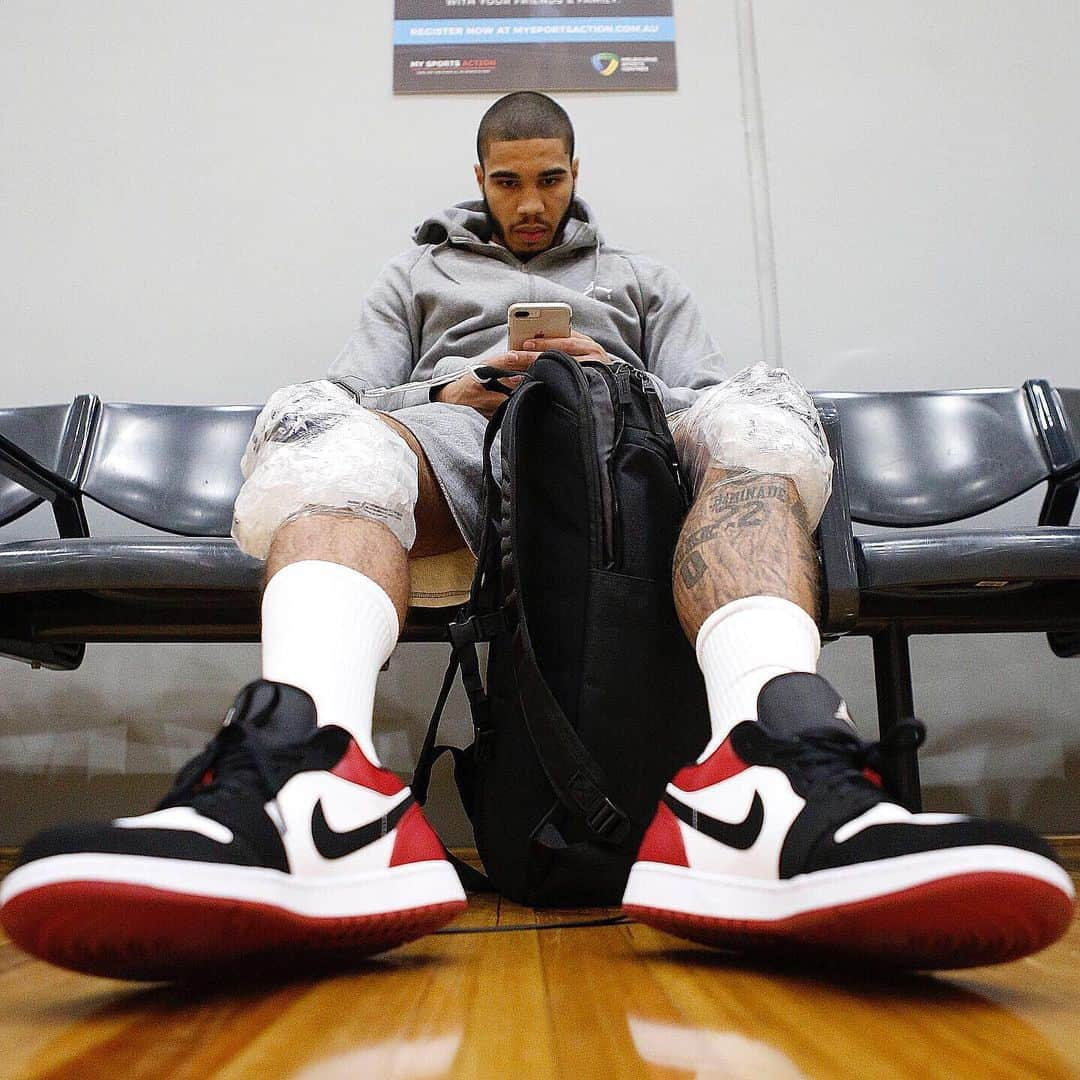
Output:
[
  {"xmin": 0, "ymin": 538, "xmax": 260, "ymax": 648},
  {"xmin": 858, "ymin": 526, "xmax": 1080, "ymax": 589},
  {"xmin": 0, "ymin": 537, "xmax": 457, "ymax": 649},
  {"xmin": 0, "ymin": 537, "xmax": 262, "ymax": 593},
  {"xmin": 854, "ymin": 525, "xmax": 1080, "ymax": 632}
]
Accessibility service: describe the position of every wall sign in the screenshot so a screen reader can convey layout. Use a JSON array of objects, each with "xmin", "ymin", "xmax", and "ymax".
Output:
[{"xmin": 393, "ymin": 1, "xmax": 677, "ymax": 94}]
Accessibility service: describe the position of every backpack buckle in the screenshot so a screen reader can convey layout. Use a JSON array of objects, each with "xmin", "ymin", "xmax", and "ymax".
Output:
[
  {"xmin": 449, "ymin": 611, "xmax": 506, "ymax": 649},
  {"xmin": 587, "ymin": 798, "xmax": 630, "ymax": 844}
]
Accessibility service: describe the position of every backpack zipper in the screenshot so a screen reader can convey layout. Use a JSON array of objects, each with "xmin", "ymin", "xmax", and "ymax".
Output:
[
  {"xmin": 623, "ymin": 367, "xmax": 693, "ymax": 506},
  {"xmin": 583, "ymin": 360, "xmax": 628, "ymax": 569},
  {"xmin": 549, "ymin": 356, "xmax": 603, "ymax": 567},
  {"xmin": 560, "ymin": 357, "xmax": 619, "ymax": 569}
]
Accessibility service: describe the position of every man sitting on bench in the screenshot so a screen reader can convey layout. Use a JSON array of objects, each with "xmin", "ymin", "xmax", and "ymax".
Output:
[{"xmin": 2, "ymin": 92, "xmax": 1072, "ymax": 981}]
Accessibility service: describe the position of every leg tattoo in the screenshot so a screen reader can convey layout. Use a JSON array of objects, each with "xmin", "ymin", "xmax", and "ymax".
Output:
[{"xmin": 673, "ymin": 467, "xmax": 820, "ymax": 641}]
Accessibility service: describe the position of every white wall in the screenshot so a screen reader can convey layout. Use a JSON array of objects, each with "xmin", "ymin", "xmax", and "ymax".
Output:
[
  {"xmin": 755, "ymin": 0, "xmax": 1080, "ymax": 830},
  {"xmin": 1, "ymin": 0, "xmax": 1077, "ymax": 842},
  {"xmin": 758, "ymin": 1, "xmax": 1080, "ymax": 391}
]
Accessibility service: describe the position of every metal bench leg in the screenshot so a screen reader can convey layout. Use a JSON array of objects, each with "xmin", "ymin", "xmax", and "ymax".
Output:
[{"xmin": 871, "ymin": 626, "xmax": 923, "ymax": 812}]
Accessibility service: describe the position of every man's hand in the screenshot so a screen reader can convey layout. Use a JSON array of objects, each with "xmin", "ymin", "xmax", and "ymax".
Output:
[
  {"xmin": 432, "ymin": 333, "xmax": 609, "ymax": 418},
  {"xmin": 521, "ymin": 330, "xmax": 610, "ymax": 365},
  {"xmin": 432, "ymin": 351, "xmax": 532, "ymax": 418}
]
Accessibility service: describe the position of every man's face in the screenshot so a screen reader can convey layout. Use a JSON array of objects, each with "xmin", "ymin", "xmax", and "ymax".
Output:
[{"xmin": 475, "ymin": 138, "xmax": 579, "ymax": 258}]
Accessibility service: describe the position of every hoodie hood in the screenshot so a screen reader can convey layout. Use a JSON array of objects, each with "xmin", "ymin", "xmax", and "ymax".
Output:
[{"xmin": 413, "ymin": 196, "xmax": 601, "ymax": 256}]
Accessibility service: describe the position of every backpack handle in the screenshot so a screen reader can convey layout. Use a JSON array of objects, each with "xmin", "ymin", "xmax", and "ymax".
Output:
[{"xmin": 472, "ymin": 364, "xmax": 520, "ymax": 396}]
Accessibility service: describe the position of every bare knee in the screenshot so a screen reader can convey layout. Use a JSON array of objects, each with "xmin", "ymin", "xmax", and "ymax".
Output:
[{"xmin": 376, "ymin": 414, "xmax": 465, "ymax": 558}]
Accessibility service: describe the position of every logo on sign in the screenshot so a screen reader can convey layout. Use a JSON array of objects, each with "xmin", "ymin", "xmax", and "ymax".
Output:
[{"xmin": 591, "ymin": 52, "xmax": 620, "ymax": 77}]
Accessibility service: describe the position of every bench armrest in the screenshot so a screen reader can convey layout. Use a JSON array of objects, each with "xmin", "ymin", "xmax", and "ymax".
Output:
[
  {"xmin": 1026, "ymin": 381, "xmax": 1080, "ymax": 526},
  {"xmin": 0, "ymin": 430, "xmax": 88, "ymax": 537},
  {"xmin": 815, "ymin": 402, "xmax": 859, "ymax": 635}
]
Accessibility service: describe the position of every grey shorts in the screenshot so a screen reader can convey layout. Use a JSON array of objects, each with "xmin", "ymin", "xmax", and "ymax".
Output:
[
  {"xmin": 392, "ymin": 402, "xmax": 689, "ymax": 556},
  {"xmin": 392, "ymin": 401, "xmax": 491, "ymax": 554}
]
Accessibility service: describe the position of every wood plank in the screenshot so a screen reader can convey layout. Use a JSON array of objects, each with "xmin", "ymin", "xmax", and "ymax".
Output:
[
  {"xmin": 537, "ymin": 919, "xmax": 668, "ymax": 1079},
  {"xmin": 0, "ymin": 959, "xmax": 148, "ymax": 1077},
  {"xmin": 1047, "ymin": 835, "xmax": 1080, "ymax": 874},
  {"xmin": 627, "ymin": 919, "xmax": 1078, "ymax": 1080},
  {"xmin": 441, "ymin": 924, "xmax": 559, "ymax": 1080},
  {"xmin": 212, "ymin": 952, "xmax": 470, "ymax": 1080}
]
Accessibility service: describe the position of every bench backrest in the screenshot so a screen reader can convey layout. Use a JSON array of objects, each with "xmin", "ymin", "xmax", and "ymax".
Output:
[
  {"xmin": 813, "ymin": 384, "xmax": 1077, "ymax": 527},
  {"xmin": 80, "ymin": 404, "xmax": 260, "ymax": 537}
]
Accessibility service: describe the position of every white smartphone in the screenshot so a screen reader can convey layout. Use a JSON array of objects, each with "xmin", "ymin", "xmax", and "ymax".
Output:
[{"xmin": 508, "ymin": 302, "xmax": 573, "ymax": 351}]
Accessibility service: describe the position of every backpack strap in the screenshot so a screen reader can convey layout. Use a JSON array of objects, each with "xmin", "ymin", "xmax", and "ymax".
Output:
[
  {"xmin": 508, "ymin": 617, "xmax": 631, "ymax": 844},
  {"xmin": 446, "ymin": 845, "xmax": 495, "ymax": 893},
  {"xmin": 411, "ymin": 395, "xmax": 511, "ymax": 810},
  {"xmin": 410, "ymin": 650, "xmax": 461, "ymax": 807}
]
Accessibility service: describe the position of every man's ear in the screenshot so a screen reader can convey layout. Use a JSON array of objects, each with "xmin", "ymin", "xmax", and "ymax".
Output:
[
  {"xmin": 571, "ymin": 158, "xmax": 580, "ymax": 182},
  {"xmin": 474, "ymin": 163, "xmax": 485, "ymax": 191}
]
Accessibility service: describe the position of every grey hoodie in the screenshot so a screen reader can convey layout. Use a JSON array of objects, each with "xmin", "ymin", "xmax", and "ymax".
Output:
[{"xmin": 328, "ymin": 198, "xmax": 727, "ymax": 411}]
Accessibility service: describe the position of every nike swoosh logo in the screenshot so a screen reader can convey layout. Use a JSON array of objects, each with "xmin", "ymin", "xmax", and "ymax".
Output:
[
  {"xmin": 663, "ymin": 790, "xmax": 764, "ymax": 850},
  {"xmin": 311, "ymin": 794, "xmax": 415, "ymax": 860}
]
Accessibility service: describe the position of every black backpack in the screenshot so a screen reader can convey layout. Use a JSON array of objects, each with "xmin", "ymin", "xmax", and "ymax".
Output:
[{"xmin": 412, "ymin": 351, "xmax": 709, "ymax": 906}]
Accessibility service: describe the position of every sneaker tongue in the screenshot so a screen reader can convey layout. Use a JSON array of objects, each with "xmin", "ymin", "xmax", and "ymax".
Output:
[
  {"xmin": 756, "ymin": 673, "xmax": 855, "ymax": 738},
  {"xmin": 226, "ymin": 679, "xmax": 318, "ymax": 749}
]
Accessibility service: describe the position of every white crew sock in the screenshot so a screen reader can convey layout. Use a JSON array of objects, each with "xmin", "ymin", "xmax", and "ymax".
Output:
[
  {"xmin": 260, "ymin": 560, "xmax": 399, "ymax": 765},
  {"xmin": 695, "ymin": 595, "xmax": 821, "ymax": 758}
]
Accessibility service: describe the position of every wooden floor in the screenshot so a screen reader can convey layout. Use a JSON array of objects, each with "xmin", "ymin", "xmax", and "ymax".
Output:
[{"xmin": 0, "ymin": 871, "xmax": 1076, "ymax": 1079}]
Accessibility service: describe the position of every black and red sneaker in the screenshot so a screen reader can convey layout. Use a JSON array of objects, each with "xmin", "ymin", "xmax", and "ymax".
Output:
[
  {"xmin": 0, "ymin": 679, "xmax": 466, "ymax": 980},
  {"xmin": 623, "ymin": 673, "xmax": 1075, "ymax": 969}
]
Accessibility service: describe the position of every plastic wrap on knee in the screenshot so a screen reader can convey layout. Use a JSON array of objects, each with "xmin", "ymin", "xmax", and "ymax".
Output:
[
  {"xmin": 231, "ymin": 380, "xmax": 419, "ymax": 559},
  {"xmin": 674, "ymin": 363, "xmax": 832, "ymax": 528}
]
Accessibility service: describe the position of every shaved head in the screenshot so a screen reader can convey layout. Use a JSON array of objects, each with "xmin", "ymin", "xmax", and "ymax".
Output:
[{"xmin": 476, "ymin": 92, "xmax": 575, "ymax": 167}]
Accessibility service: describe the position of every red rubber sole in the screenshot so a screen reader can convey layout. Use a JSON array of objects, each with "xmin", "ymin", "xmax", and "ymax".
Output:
[
  {"xmin": 2, "ymin": 881, "xmax": 467, "ymax": 981},
  {"xmin": 625, "ymin": 871, "xmax": 1075, "ymax": 969}
]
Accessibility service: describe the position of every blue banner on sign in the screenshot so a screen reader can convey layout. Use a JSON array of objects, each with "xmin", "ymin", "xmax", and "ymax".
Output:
[{"xmin": 393, "ymin": 16, "xmax": 676, "ymax": 46}]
